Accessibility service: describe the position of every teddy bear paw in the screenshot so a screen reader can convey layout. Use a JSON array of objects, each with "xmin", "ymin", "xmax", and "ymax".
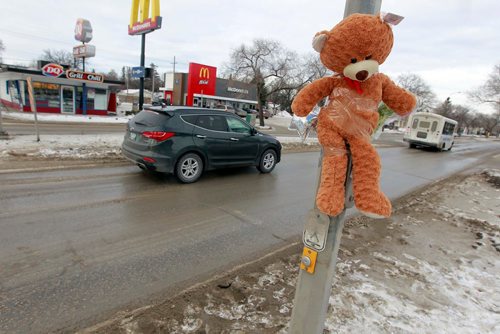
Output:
[
  {"xmin": 355, "ymin": 193, "xmax": 391, "ymax": 218},
  {"xmin": 317, "ymin": 199, "xmax": 344, "ymax": 217}
]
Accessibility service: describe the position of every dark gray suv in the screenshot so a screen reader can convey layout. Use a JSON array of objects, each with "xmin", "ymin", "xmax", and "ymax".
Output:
[{"xmin": 122, "ymin": 106, "xmax": 281, "ymax": 183}]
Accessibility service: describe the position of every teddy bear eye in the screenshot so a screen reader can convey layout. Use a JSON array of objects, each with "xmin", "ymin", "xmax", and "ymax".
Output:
[
  {"xmin": 351, "ymin": 58, "xmax": 357, "ymax": 64},
  {"xmin": 365, "ymin": 55, "xmax": 372, "ymax": 60}
]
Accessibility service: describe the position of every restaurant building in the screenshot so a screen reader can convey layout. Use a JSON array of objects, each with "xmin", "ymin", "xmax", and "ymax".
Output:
[
  {"xmin": 160, "ymin": 62, "xmax": 258, "ymax": 110},
  {"xmin": 0, "ymin": 63, "xmax": 123, "ymax": 115}
]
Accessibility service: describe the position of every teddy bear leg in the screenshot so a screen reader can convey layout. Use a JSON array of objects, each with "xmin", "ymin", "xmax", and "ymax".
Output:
[
  {"xmin": 316, "ymin": 132, "xmax": 348, "ymax": 217},
  {"xmin": 348, "ymin": 138, "xmax": 391, "ymax": 218}
]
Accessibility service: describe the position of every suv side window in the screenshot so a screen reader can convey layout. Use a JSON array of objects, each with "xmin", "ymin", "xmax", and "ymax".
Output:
[
  {"xmin": 196, "ymin": 115, "xmax": 228, "ymax": 132},
  {"xmin": 181, "ymin": 115, "xmax": 198, "ymax": 126},
  {"xmin": 226, "ymin": 116, "xmax": 251, "ymax": 134}
]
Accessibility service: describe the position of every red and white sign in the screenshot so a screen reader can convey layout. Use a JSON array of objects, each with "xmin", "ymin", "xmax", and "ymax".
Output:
[
  {"xmin": 186, "ymin": 63, "xmax": 217, "ymax": 106},
  {"xmin": 65, "ymin": 70, "xmax": 104, "ymax": 83},
  {"xmin": 128, "ymin": 16, "xmax": 162, "ymax": 35},
  {"xmin": 73, "ymin": 44, "xmax": 96, "ymax": 58},
  {"xmin": 75, "ymin": 18, "xmax": 93, "ymax": 43},
  {"xmin": 41, "ymin": 63, "xmax": 65, "ymax": 78}
]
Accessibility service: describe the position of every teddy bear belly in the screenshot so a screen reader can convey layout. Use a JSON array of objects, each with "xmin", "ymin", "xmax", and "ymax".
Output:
[{"xmin": 317, "ymin": 107, "xmax": 378, "ymax": 144}]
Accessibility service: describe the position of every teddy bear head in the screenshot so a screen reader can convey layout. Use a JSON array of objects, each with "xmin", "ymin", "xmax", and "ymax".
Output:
[{"xmin": 313, "ymin": 14, "xmax": 394, "ymax": 82}]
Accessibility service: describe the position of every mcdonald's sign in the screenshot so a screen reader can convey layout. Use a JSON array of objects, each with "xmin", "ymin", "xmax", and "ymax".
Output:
[
  {"xmin": 128, "ymin": 0, "xmax": 162, "ymax": 35},
  {"xmin": 186, "ymin": 63, "xmax": 217, "ymax": 106},
  {"xmin": 199, "ymin": 67, "xmax": 210, "ymax": 80}
]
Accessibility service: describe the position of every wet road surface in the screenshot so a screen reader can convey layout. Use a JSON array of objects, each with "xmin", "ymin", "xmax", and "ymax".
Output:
[{"xmin": 0, "ymin": 140, "xmax": 499, "ymax": 333}]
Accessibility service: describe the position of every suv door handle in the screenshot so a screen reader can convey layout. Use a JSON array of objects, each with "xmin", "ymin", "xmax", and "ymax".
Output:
[
  {"xmin": 230, "ymin": 137, "xmax": 239, "ymax": 141},
  {"xmin": 196, "ymin": 135, "xmax": 206, "ymax": 139}
]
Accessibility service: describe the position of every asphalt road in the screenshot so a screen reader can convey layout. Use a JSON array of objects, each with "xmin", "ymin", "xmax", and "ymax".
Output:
[
  {"xmin": 1, "ymin": 119, "xmax": 127, "ymax": 135},
  {"xmin": 1, "ymin": 140, "xmax": 499, "ymax": 333}
]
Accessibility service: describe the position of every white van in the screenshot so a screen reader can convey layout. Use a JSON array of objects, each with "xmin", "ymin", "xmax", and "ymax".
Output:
[{"xmin": 403, "ymin": 112, "xmax": 457, "ymax": 151}]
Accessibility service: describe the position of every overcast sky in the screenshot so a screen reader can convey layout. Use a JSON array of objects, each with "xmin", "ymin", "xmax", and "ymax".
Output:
[{"xmin": 0, "ymin": 0, "xmax": 498, "ymax": 113}]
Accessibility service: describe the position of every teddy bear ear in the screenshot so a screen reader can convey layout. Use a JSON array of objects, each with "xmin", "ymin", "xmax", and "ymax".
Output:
[{"xmin": 312, "ymin": 31, "xmax": 329, "ymax": 53}]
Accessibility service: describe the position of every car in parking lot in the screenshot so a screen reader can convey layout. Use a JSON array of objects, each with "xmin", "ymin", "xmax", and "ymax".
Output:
[
  {"xmin": 122, "ymin": 106, "xmax": 282, "ymax": 183},
  {"xmin": 263, "ymin": 109, "xmax": 272, "ymax": 119},
  {"xmin": 214, "ymin": 104, "xmax": 247, "ymax": 118}
]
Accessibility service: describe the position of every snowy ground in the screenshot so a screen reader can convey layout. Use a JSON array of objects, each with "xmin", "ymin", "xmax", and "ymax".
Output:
[
  {"xmin": 0, "ymin": 112, "xmax": 317, "ymax": 161},
  {"xmin": 82, "ymin": 169, "xmax": 500, "ymax": 334}
]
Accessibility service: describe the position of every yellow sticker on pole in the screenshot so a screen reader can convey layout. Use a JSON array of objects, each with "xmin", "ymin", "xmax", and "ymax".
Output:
[{"xmin": 300, "ymin": 247, "xmax": 318, "ymax": 274}]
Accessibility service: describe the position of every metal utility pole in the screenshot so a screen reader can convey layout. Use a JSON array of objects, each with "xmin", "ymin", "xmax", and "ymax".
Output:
[
  {"xmin": 139, "ymin": 34, "xmax": 146, "ymax": 111},
  {"xmin": 343, "ymin": 0, "xmax": 381, "ymax": 16},
  {"xmin": 151, "ymin": 63, "xmax": 155, "ymax": 95},
  {"xmin": 82, "ymin": 53, "xmax": 87, "ymax": 115},
  {"xmin": 0, "ymin": 105, "xmax": 7, "ymax": 138},
  {"xmin": 173, "ymin": 56, "xmax": 176, "ymax": 105},
  {"xmin": 289, "ymin": 1, "xmax": 381, "ymax": 333},
  {"xmin": 172, "ymin": 56, "xmax": 176, "ymax": 76}
]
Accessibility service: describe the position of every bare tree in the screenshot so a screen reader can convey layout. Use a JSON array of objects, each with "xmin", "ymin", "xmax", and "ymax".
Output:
[
  {"xmin": 38, "ymin": 49, "xmax": 77, "ymax": 67},
  {"xmin": 106, "ymin": 69, "xmax": 119, "ymax": 81},
  {"xmin": 452, "ymin": 104, "xmax": 471, "ymax": 133},
  {"xmin": 463, "ymin": 111, "xmax": 481, "ymax": 132},
  {"xmin": 477, "ymin": 113, "xmax": 499, "ymax": 136},
  {"xmin": 268, "ymin": 53, "xmax": 330, "ymax": 112},
  {"xmin": 224, "ymin": 39, "xmax": 304, "ymax": 126},
  {"xmin": 468, "ymin": 64, "xmax": 500, "ymax": 115},
  {"xmin": 397, "ymin": 73, "xmax": 436, "ymax": 113}
]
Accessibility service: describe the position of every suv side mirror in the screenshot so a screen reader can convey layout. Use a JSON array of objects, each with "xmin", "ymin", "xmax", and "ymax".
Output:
[{"xmin": 250, "ymin": 128, "xmax": 257, "ymax": 135}]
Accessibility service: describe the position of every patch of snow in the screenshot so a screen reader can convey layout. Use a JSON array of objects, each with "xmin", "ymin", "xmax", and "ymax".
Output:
[
  {"xmin": 485, "ymin": 168, "xmax": 500, "ymax": 178},
  {"xmin": 274, "ymin": 111, "xmax": 292, "ymax": 118},
  {"xmin": 0, "ymin": 133, "xmax": 311, "ymax": 160},
  {"xmin": 325, "ymin": 253, "xmax": 500, "ymax": 334},
  {"xmin": 0, "ymin": 134, "xmax": 125, "ymax": 159}
]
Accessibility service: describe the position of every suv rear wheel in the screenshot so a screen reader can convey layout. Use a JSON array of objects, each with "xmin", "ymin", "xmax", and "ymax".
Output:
[
  {"xmin": 257, "ymin": 149, "xmax": 277, "ymax": 173},
  {"xmin": 176, "ymin": 153, "xmax": 203, "ymax": 183}
]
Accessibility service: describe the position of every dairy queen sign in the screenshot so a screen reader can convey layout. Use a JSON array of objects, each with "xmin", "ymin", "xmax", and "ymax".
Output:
[
  {"xmin": 65, "ymin": 70, "xmax": 104, "ymax": 83},
  {"xmin": 41, "ymin": 63, "xmax": 65, "ymax": 78}
]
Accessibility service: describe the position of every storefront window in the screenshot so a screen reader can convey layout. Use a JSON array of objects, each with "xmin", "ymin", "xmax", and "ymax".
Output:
[
  {"xmin": 7, "ymin": 80, "xmax": 23, "ymax": 105},
  {"xmin": 25, "ymin": 82, "xmax": 60, "ymax": 109},
  {"xmin": 86, "ymin": 88, "xmax": 107, "ymax": 110},
  {"xmin": 76, "ymin": 87, "xmax": 83, "ymax": 109}
]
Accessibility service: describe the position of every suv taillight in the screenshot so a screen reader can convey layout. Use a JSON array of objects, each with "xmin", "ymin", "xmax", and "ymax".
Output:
[{"xmin": 142, "ymin": 131, "xmax": 175, "ymax": 142}]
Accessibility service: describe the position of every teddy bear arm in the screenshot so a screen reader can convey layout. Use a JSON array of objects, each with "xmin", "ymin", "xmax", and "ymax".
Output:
[
  {"xmin": 292, "ymin": 77, "xmax": 338, "ymax": 117},
  {"xmin": 381, "ymin": 74, "xmax": 417, "ymax": 116}
]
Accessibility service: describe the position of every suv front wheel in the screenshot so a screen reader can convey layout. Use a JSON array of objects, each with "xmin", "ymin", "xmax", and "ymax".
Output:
[
  {"xmin": 176, "ymin": 153, "xmax": 203, "ymax": 183},
  {"xmin": 257, "ymin": 149, "xmax": 277, "ymax": 173}
]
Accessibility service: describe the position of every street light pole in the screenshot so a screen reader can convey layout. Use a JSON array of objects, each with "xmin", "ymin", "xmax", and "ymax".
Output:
[
  {"xmin": 151, "ymin": 64, "xmax": 155, "ymax": 96},
  {"xmin": 343, "ymin": 0, "xmax": 381, "ymax": 16},
  {"xmin": 139, "ymin": 33, "xmax": 146, "ymax": 111},
  {"xmin": 288, "ymin": 1, "xmax": 381, "ymax": 333}
]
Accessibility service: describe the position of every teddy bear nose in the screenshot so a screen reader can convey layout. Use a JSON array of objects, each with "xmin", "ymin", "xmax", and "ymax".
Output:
[{"xmin": 356, "ymin": 70, "xmax": 369, "ymax": 81}]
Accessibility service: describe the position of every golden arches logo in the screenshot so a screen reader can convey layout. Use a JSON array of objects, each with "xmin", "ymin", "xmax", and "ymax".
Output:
[
  {"xmin": 130, "ymin": 0, "xmax": 160, "ymax": 26},
  {"xmin": 199, "ymin": 67, "xmax": 210, "ymax": 79},
  {"xmin": 129, "ymin": 0, "xmax": 162, "ymax": 35}
]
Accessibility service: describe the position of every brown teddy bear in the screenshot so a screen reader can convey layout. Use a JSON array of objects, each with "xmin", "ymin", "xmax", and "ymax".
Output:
[{"xmin": 291, "ymin": 13, "xmax": 416, "ymax": 218}]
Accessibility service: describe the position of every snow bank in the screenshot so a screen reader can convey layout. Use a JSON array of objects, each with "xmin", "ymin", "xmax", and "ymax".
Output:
[{"xmin": 0, "ymin": 134, "xmax": 125, "ymax": 159}]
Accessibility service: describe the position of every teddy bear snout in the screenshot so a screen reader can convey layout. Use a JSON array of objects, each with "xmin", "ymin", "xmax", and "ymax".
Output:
[{"xmin": 356, "ymin": 70, "xmax": 369, "ymax": 81}]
